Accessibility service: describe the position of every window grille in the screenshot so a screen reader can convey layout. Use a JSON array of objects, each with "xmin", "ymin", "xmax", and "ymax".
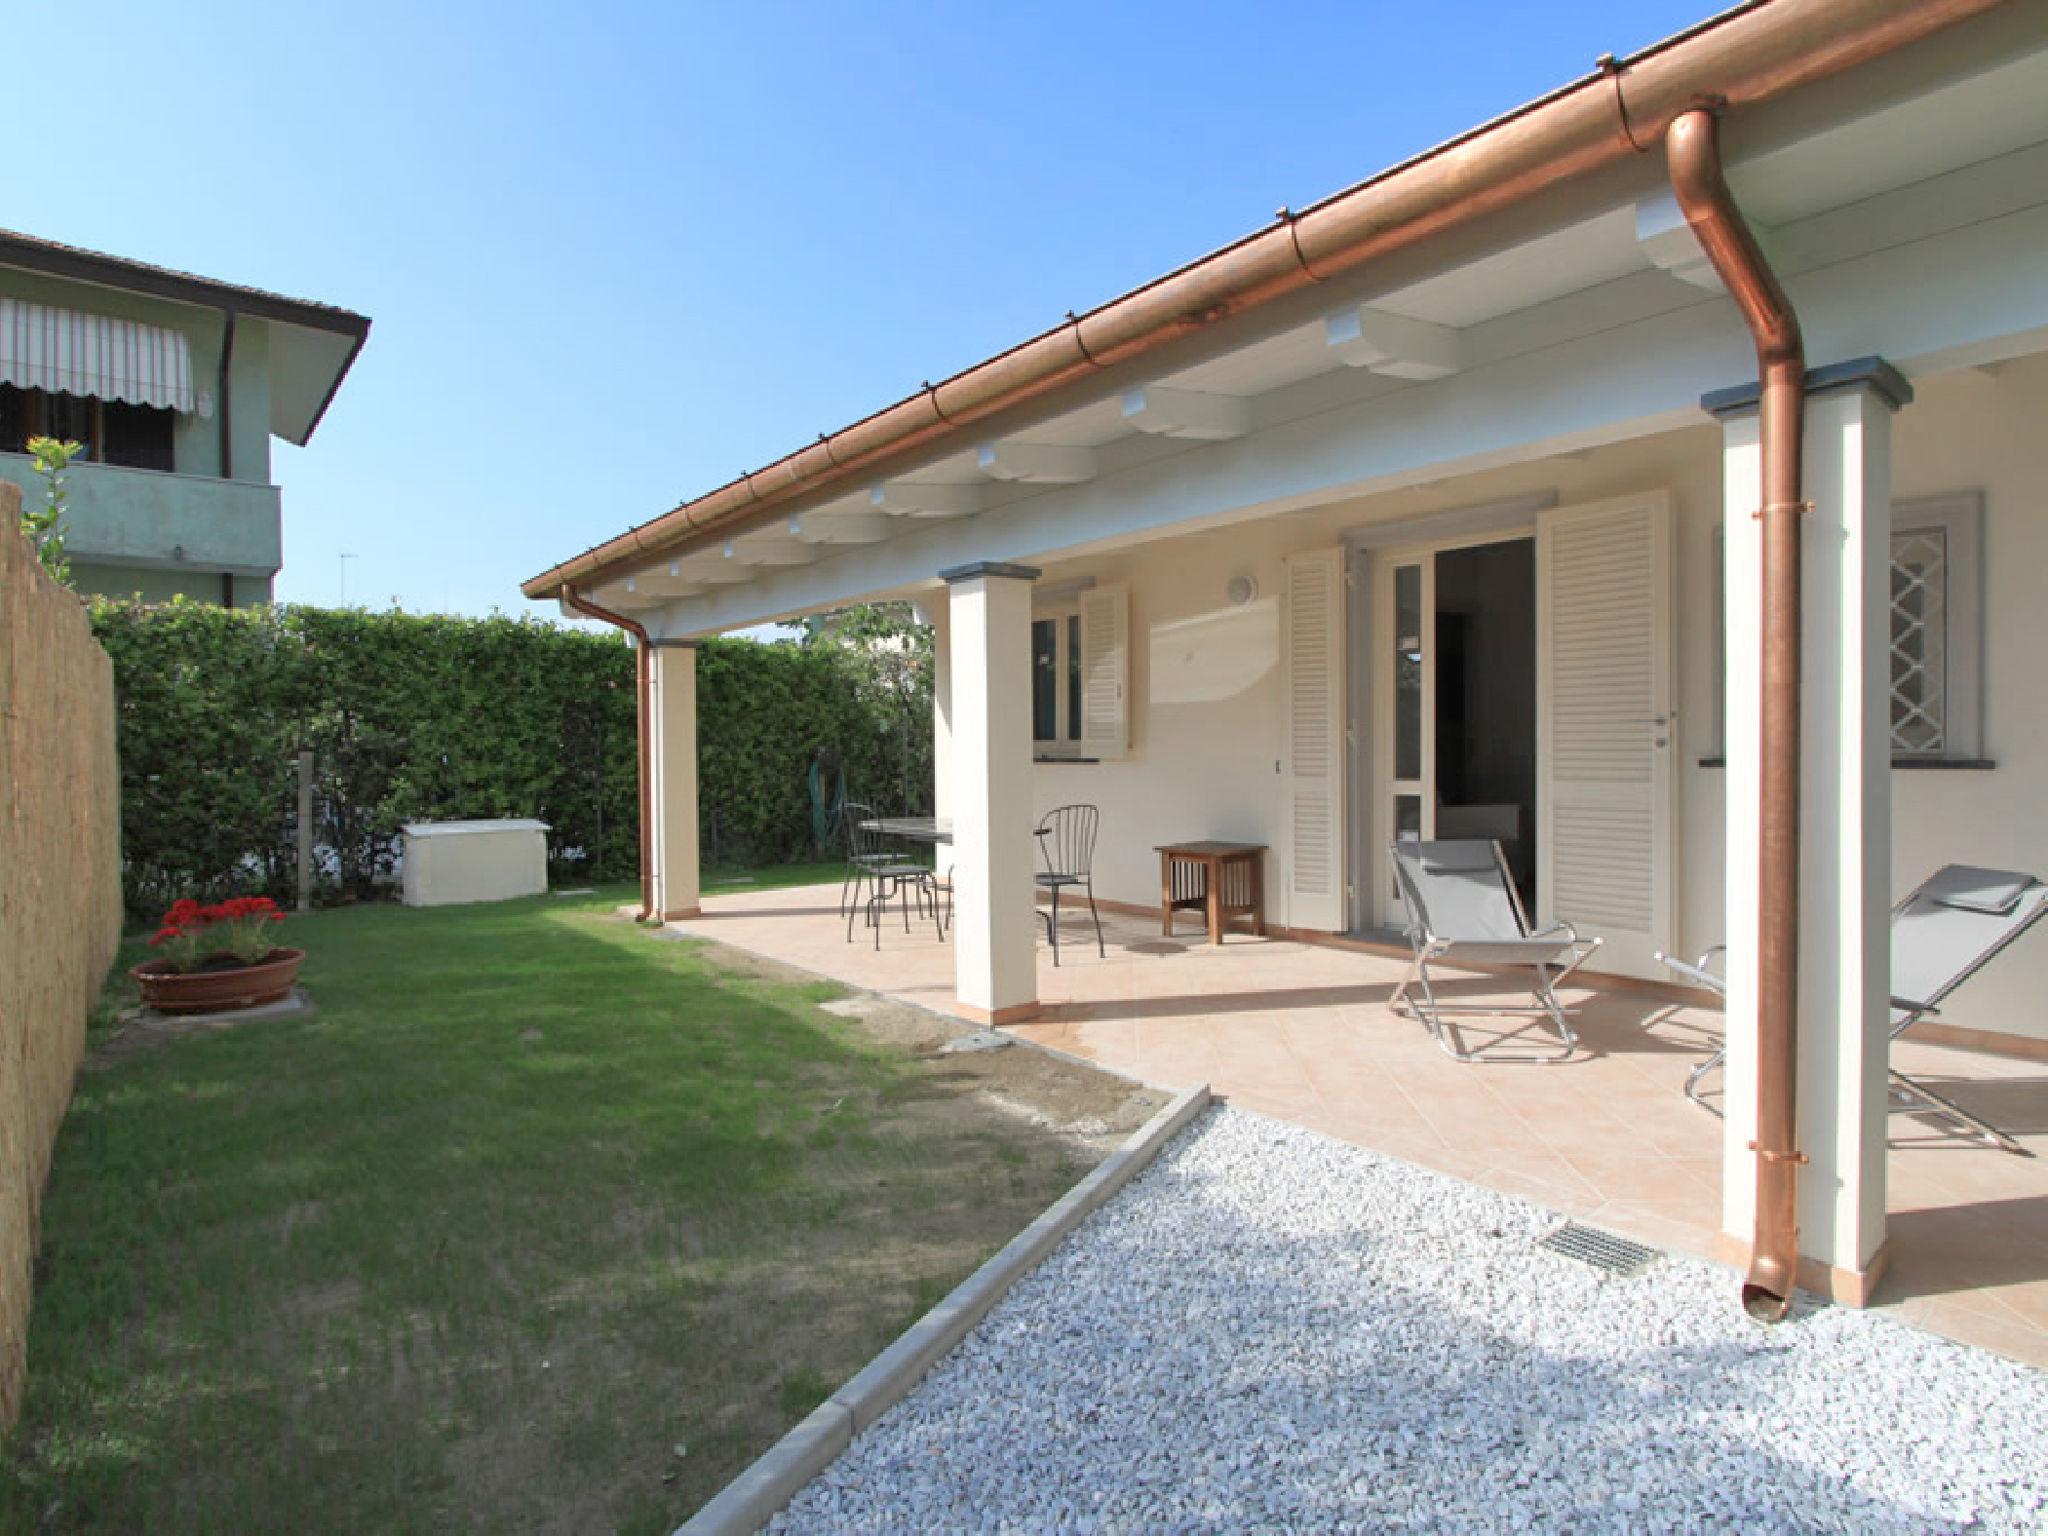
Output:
[{"xmin": 1889, "ymin": 527, "xmax": 1949, "ymax": 756}]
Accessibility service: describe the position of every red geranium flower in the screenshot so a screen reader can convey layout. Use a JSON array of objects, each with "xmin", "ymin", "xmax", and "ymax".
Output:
[{"xmin": 148, "ymin": 892, "xmax": 291, "ymax": 973}]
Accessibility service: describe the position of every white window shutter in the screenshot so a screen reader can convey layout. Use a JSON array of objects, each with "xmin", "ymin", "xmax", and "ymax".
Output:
[
  {"xmin": 1079, "ymin": 584, "xmax": 1128, "ymax": 760},
  {"xmin": 1283, "ymin": 549, "xmax": 1346, "ymax": 931},
  {"xmin": 1536, "ymin": 493, "xmax": 1676, "ymax": 977}
]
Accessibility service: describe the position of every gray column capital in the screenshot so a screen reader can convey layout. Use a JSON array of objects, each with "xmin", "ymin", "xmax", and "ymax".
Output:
[
  {"xmin": 1701, "ymin": 355, "xmax": 1914, "ymax": 420},
  {"xmin": 939, "ymin": 560, "xmax": 1042, "ymax": 585}
]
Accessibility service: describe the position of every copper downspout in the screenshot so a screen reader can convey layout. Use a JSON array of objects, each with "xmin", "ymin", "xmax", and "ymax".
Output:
[
  {"xmin": 1667, "ymin": 108, "xmax": 1807, "ymax": 1322},
  {"xmin": 521, "ymin": 0, "xmax": 2006, "ymax": 601},
  {"xmin": 561, "ymin": 584, "xmax": 656, "ymax": 923}
]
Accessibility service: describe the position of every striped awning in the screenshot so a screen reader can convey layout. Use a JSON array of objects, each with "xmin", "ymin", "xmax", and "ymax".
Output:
[{"xmin": 0, "ymin": 298, "xmax": 195, "ymax": 412}]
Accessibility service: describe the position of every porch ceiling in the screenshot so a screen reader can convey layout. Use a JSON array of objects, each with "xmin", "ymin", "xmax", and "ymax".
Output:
[{"xmin": 577, "ymin": 18, "xmax": 2048, "ymax": 634}]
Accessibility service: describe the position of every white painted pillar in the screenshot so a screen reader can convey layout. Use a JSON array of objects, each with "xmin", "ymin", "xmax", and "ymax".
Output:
[
  {"xmin": 923, "ymin": 596, "xmax": 955, "ymax": 820},
  {"xmin": 649, "ymin": 642, "xmax": 701, "ymax": 921},
  {"xmin": 1715, "ymin": 358, "xmax": 1906, "ymax": 1302},
  {"xmin": 943, "ymin": 561, "xmax": 1040, "ymax": 1024}
]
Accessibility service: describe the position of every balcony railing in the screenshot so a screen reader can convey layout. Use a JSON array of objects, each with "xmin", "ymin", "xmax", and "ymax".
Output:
[{"xmin": 0, "ymin": 453, "xmax": 281, "ymax": 575}]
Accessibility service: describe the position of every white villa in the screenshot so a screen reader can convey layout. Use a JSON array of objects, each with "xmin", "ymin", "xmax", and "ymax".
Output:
[{"xmin": 528, "ymin": 0, "xmax": 2048, "ymax": 1324}]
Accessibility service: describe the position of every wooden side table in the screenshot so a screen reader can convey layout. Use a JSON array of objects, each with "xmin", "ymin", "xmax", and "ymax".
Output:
[{"xmin": 1156, "ymin": 841, "xmax": 1267, "ymax": 944}]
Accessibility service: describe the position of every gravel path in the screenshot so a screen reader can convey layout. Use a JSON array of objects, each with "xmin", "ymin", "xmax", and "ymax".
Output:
[{"xmin": 772, "ymin": 1106, "xmax": 2048, "ymax": 1534}]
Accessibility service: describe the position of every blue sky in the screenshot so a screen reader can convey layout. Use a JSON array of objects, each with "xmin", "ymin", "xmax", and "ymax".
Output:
[{"xmin": 23, "ymin": 0, "xmax": 1711, "ymax": 618}]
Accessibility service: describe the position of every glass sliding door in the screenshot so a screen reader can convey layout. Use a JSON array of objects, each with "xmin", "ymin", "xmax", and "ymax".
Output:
[
  {"xmin": 1372, "ymin": 535, "xmax": 1538, "ymax": 927},
  {"xmin": 1388, "ymin": 558, "xmax": 1432, "ymax": 899}
]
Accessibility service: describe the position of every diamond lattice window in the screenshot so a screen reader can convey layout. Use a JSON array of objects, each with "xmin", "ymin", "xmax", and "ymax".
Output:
[
  {"xmin": 1713, "ymin": 491, "xmax": 1979, "ymax": 765},
  {"xmin": 1889, "ymin": 528, "xmax": 1949, "ymax": 756}
]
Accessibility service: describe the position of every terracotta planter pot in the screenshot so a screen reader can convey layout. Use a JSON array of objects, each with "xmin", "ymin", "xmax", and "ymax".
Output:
[{"xmin": 130, "ymin": 948, "xmax": 305, "ymax": 1016}]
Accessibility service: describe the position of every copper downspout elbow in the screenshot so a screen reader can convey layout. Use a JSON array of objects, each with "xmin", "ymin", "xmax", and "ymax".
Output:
[
  {"xmin": 561, "ymin": 584, "xmax": 656, "ymax": 924},
  {"xmin": 1666, "ymin": 107, "xmax": 1806, "ymax": 1323}
]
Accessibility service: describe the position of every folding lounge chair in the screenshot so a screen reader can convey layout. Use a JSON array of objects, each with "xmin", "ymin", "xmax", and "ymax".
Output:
[
  {"xmin": 1388, "ymin": 839, "xmax": 1602, "ymax": 1063},
  {"xmin": 1657, "ymin": 864, "xmax": 2048, "ymax": 1155},
  {"xmin": 1653, "ymin": 943, "xmax": 1731, "ymax": 1111}
]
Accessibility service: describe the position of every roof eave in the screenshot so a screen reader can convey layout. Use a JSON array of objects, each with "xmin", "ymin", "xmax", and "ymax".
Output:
[{"xmin": 522, "ymin": 0, "xmax": 2014, "ymax": 603}]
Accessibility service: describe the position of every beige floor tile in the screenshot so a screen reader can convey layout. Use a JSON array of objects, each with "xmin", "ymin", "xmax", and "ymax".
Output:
[{"xmin": 672, "ymin": 883, "xmax": 2048, "ymax": 1365}]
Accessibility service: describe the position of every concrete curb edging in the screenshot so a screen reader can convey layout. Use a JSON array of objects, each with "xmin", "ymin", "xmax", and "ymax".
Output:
[{"xmin": 675, "ymin": 1082, "xmax": 1213, "ymax": 1536}]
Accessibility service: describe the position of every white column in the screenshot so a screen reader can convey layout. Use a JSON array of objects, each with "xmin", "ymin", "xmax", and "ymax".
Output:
[
  {"xmin": 1716, "ymin": 359, "xmax": 1905, "ymax": 1301},
  {"xmin": 944, "ymin": 561, "xmax": 1040, "ymax": 1024},
  {"xmin": 924, "ymin": 596, "xmax": 955, "ymax": 820},
  {"xmin": 650, "ymin": 642, "xmax": 701, "ymax": 921}
]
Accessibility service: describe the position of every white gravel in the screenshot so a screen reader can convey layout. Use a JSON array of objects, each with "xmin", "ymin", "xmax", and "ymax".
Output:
[{"xmin": 771, "ymin": 1105, "xmax": 2048, "ymax": 1534}]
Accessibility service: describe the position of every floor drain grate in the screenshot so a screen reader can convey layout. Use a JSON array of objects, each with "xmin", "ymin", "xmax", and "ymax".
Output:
[{"xmin": 1537, "ymin": 1222, "xmax": 1661, "ymax": 1279}]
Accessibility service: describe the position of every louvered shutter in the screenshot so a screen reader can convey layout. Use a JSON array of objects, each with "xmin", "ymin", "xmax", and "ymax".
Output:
[
  {"xmin": 1079, "ymin": 584, "xmax": 1128, "ymax": 760},
  {"xmin": 1536, "ymin": 494, "xmax": 1676, "ymax": 976},
  {"xmin": 1284, "ymin": 549, "xmax": 1346, "ymax": 930}
]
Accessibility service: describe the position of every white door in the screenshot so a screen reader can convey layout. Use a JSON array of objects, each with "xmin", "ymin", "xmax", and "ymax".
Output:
[
  {"xmin": 1367, "ymin": 530, "xmax": 1542, "ymax": 931},
  {"xmin": 1372, "ymin": 550, "xmax": 1434, "ymax": 929},
  {"xmin": 1283, "ymin": 549, "xmax": 1346, "ymax": 930},
  {"xmin": 1536, "ymin": 492, "xmax": 1677, "ymax": 977}
]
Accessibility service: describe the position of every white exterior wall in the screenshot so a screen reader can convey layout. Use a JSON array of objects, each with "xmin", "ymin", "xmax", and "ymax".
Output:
[
  {"xmin": 1886, "ymin": 355, "xmax": 2048, "ymax": 1043},
  {"xmin": 1024, "ymin": 352, "xmax": 2048, "ymax": 1044},
  {"xmin": 1026, "ymin": 423, "xmax": 1728, "ymax": 941},
  {"xmin": 1027, "ymin": 522, "xmax": 1295, "ymax": 925}
]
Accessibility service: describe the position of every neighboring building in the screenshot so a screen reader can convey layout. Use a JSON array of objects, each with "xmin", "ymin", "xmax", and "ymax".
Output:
[
  {"xmin": 0, "ymin": 231, "xmax": 368, "ymax": 605},
  {"xmin": 529, "ymin": 0, "xmax": 2048, "ymax": 1311}
]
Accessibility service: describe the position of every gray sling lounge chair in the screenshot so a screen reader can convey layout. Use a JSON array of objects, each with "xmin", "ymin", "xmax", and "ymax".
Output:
[
  {"xmin": 1657, "ymin": 864, "xmax": 2048, "ymax": 1154},
  {"xmin": 1389, "ymin": 839, "xmax": 1602, "ymax": 1063}
]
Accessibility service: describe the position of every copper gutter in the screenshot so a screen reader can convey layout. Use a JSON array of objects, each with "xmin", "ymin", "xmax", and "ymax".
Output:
[
  {"xmin": 522, "ymin": 0, "xmax": 2006, "ymax": 601},
  {"xmin": 561, "ymin": 584, "xmax": 655, "ymax": 923},
  {"xmin": 1667, "ymin": 107, "xmax": 1806, "ymax": 1322}
]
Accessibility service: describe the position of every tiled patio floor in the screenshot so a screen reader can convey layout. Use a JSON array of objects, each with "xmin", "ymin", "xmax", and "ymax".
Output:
[{"xmin": 672, "ymin": 882, "xmax": 2048, "ymax": 1367}]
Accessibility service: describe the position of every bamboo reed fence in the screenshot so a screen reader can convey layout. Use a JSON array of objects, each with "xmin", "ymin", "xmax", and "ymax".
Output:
[{"xmin": 0, "ymin": 485, "xmax": 122, "ymax": 1428}]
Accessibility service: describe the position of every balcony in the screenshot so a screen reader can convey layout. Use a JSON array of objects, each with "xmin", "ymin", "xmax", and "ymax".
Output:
[{"xmin": 0, "ymin": 453, "xmax": 281, "ymax": 576}]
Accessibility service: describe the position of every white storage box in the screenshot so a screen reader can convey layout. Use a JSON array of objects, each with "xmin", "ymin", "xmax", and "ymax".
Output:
[{"xmin": 400, "ymin": 818, "xmax": 550, "ymax": 907}]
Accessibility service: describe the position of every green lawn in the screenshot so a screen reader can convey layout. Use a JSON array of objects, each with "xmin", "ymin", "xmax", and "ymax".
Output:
[
  {"xmin": 700, "ymin": 858, "xmax": 848, "ymax": 893},
  {"xmin": 4, "ymin": 887, "xmax": 1099, "ymax": 1534}
]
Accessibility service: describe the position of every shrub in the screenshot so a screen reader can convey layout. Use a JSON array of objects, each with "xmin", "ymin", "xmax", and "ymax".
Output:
[{"xmin": 89, "ymin": 600, "xmax": 932, "ymax": 924}]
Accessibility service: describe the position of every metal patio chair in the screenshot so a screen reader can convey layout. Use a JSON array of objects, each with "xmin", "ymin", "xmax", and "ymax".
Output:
[
  {"xmin": 838, "ymin": 799, "xmax": 896, "ymax": 921},
  {"xmin": 1658, "ymin": 864, "xmax": 2047, "ymax": 1154},
  {"xmin": 1388, "ymin": 839, "xmax": 1602, "ymax": 1063},
  {"xmin": 843, "ymin": 803, "xmax": 940, "ymax": 949},
  {"xmin": 1035, "ymin": 804, "xmax": 1105, "ymax": 966}
]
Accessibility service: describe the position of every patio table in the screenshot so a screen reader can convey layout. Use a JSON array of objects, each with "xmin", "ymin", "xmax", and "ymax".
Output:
[
  {"xmin": 859, "ymin": 816, "xmax": 953, "ymax": 844},
  {"xmin": 1157, "ymin": 840, "xmax": 1267, "ymax": 944}
]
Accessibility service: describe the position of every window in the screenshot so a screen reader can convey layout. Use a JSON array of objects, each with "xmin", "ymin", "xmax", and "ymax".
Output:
[
  {"xmin": 1032, "ymin": 585, "xmax": 1130, "ymax": 760},
  {"xmin": 1066, "ymin": 612, "xmax": 1082, "ymax": 741},
  {"xmin": 1887, "ymin": 493, "xmax": 1983, "ymax": 760},
  {"xmin": 1033, "ymin": 605, "xmax": 1083, "ymax": 755},
  {"xmin": 1710, "ymin": 491, "xmax": 1985, "ymax": 763},
  {"xmin": 0, "ymin": 383, "xmax": 177, "ymax": 472}
]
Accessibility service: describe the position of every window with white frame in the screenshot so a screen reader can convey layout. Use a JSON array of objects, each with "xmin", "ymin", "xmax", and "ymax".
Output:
[
  {"xmin": 1712, "ymin": 491, "xmax": 1985, "ymax": 762},
  {"xmin": 1030, "ymin": 583, "xmax": 1130, "ymax": 760},
  {"xmin": 1031, "ymin": 606, "xmax": 1085, "ymax": 754}
]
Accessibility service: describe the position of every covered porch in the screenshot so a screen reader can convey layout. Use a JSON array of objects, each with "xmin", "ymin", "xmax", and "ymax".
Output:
[
  {"xmin": 530, "ymin": 5, "xmax": 2048, "ymax": 1346},
  {"xmin": 622, "ymin": 340, "xmax": 2048, "ymax": 1339},
  {"xmin": 672, "ymin": 880, "xmax": 2048, "ymax": 1367}
]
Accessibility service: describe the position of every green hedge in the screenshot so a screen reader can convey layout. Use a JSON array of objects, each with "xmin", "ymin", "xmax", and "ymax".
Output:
[{"xmin": 89, "ymin": 601, "xmax": 932, "ymax": 925}]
